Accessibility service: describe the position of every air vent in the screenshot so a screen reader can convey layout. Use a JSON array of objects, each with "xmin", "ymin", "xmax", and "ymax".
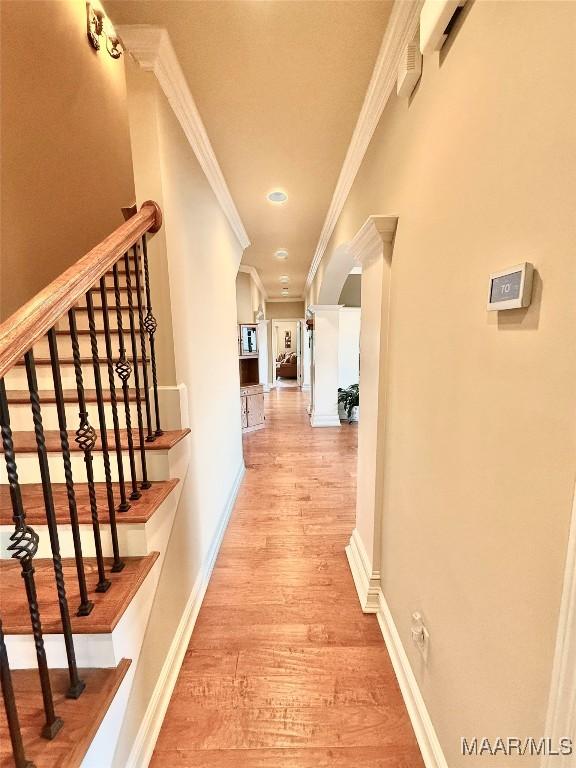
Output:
[
  {"xmin": 397, "ymin": 40, "xmax": 422, "ymax": 98},
  {"xmin": 420, "ymin": 0, "xmax": 466, "ymax": 55}
]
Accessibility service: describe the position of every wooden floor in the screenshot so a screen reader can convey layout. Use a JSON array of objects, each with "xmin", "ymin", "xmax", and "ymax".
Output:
[{"xmin": 151, "ymin": 389, "xmax": 424, "ymax": 767}]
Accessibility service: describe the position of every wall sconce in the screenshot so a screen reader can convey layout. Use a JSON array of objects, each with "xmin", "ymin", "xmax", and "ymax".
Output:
[{"xmin": 86, "ymin": 3, "xmax": 122, "ymax": 59}]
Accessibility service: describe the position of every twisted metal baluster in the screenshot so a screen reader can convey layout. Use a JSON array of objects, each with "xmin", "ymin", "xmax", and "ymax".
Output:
[
  {"xmin": 0, "ymin": 616, "xmax": 36, "ymax": 767},
  {"xmin": 68, "ymin": 308, "xmax": 110, "ymax": 593},
  {"xmin": 133, "ymin": 243, "xmax": 154, "ymax": 442},
  {"xmin": 99, "ymin": 275, "xmax": 130, "ymax": 513},
  {"xmin": 141, "ymin": 234, "xmax": 163, "ymax": 436},
  {"xmin": 112, "ymin": 263, "xmax": 140, "ymax": 500},
  {"xmin": 85, "ymin": 292, "xmax": 124, "ymax": 573},
  {"xmin": 0, "ymin": 379, "xmax": 63, "ymax": 739},
  {"xmin": 124, "ymin": 250, "xmax": 150, "ymax": 490},
  {"xmin": 24, "ymin": 351, "xmax": 85, "ymax": 698},
  {"xmin": 47, "ymin": 329, "xmax": 93, "ymax": 617}
]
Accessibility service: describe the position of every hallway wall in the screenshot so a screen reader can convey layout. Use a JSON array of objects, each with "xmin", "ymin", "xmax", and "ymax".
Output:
[
  {"xmin": 0, "ymin": 0, "xmax": 135, "ymax": 320},
  {"xmin": 310, "ymin": 2, "xmax": 576, "ymax": 765},
  {"xmin": 114, "ymin": 62, "xmax": 245, "ymax": 766}
]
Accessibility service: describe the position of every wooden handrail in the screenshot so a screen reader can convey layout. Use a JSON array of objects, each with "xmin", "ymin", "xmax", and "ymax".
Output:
[{"xmin": 0, "ymin": 201, "xmax": 162, "ymax": 381}]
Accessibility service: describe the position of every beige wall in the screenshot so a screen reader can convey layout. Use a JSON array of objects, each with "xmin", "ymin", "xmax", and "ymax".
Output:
[
  {"xmin": 236, "ymin": 270, "xmax": 265, "ymax": 324},
  {"xmin": 114, "ymin": 64, "xmax": 245, "ymax": 766},
  {"xmin": 310, "ymin": 3, "xmax": 576, "ymax": 765},
  {"xmin": 265, "ymin": 300, "xmax": 305, "ymax": 319},
  {"xmin": 339, "ymin": 274, "xmax": 362, "ymax": 307},
  {"xmin": 0, "ymin": 0, "xmax": 135, "ymax": 320}
]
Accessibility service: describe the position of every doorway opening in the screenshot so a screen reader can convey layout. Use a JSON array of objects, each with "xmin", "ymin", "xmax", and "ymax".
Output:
[{"xmin": 272, "ymin": 318, "xmax": 305, "ymax": 388}]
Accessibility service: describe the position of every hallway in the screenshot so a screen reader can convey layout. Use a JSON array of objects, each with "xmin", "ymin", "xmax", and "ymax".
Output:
[{"xmin": 151, "ymin": 389, "xmax": 424, "ymax": 767}]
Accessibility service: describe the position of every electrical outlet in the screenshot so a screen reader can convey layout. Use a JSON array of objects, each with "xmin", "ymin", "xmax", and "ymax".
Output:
[{"xmin": 411, "ymin": 612, "xmax": 430, "ymax": 662}]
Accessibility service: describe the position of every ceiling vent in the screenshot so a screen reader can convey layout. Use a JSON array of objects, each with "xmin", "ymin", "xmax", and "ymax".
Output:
[
  {"xmin": 420, "ymin": 0, "xmax": 466, "ymax": 55},
  {"xmin": 397, "ymin": 39, "xmax": 422, "ymax": 98}
]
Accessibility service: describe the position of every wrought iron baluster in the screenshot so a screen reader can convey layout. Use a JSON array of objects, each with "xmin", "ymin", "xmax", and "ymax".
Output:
[
  {"xmin": 47, "ymin": 329, "xmax": 93, "ymax": 617},
  {"xmin": 112, "ymin": 263, "xmax": 140, "ymax": 500},
  {"xmin": 133, "ymin": 244, "xmax": 154, "ymax": 442},
  {"xmin": 141, "ymin": 234, "xmax": 162, "ymax": 437},
  {"xmin": 85, "ymin": 292, "xmax": 124, "ymax": 574},
  {"xmin": 124, "ymin": 251, "xmax": 150, "ymax": 490},
  {"xmin": 68, "ymin": 308, "xmax": 110, "ymax": 593},
  {"xmin": 99, "ymin": 275, "xmax": 130, "ymax": 513},
  {"xmin": 0, "ymin": 379, "xmax": 63, "ymax": 739},
  {"xmin": 24, "ymin": 350, "xmax": 85, "ymax": 698},
  {"xmin": 0, "ymin": 616, "xmax": 36, "ymax": 767}
]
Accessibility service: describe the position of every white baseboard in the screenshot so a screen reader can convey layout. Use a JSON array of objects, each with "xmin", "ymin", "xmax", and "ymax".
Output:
[
  {"xmin": 310, "ymin": 412, "xmax": 341, "ymax": 427},
  {"xmin": 122, "ymin": 460, "xmax": 246, "ymax": 768},
  {"xmin": 345, "ymin": 528, "xmax": 381, "ymax": 613},
  {"xmin": 376, "ymin": 592, "xmax": 448, "ymax": 768}
]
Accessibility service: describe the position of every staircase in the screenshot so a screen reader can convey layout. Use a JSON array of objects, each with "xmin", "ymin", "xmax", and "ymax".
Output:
[{"xmin": 0, "ymin": 202, "xmax": 189, "ymax": 767}]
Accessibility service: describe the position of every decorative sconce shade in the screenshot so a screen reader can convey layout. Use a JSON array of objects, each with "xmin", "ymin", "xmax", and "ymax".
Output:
[{"xmin": 86, "ymin": 3, "xmax": 122, "ymax": 59}]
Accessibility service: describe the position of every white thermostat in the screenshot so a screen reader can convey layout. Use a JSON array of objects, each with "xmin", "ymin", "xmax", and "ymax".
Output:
[{"xmin": 487, "ymin": 262, "xmax": 534, "ymax": 311}]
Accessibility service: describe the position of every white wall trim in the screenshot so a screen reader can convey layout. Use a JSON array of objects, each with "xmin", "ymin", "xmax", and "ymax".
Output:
[
  {"xmin": 310, "ymin": 413, "xmax": 341, "ymax": 428},
  {"xmin": 345, "ymin": 528, "xmax": 381, "ymax": 613},
  {"xmin": 238, "ymin": 264, "xmax": 268, "ymax": 300},
  {"xmin": 348, "ymin": 215, "xmax": 399, "ymax": 266},
  {"xmin": 542, "ymin": 483, "xmax": 576, "ymax": 768},
  {"xmin": 122, "ymin": 460, "xmax": 246, "ymax": 768},
  {"xmin": 376, "ymin": 591, "xmax": 448, "ymax": 768},
  {"xmin": 305, "ymin": 0, "xmax": 422, "ymax": 290},
  {"xmin": 118, "ymin": 25, "xmax": 250, "ymax": 251},
  {"xmin": 308, "ymin": 304, "xmax": 344, "ymax": 313}
]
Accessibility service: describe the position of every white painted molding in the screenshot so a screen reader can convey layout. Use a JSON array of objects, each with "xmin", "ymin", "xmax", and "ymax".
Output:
[
  {"xmin": 308, "ymin": 304, "xmax": 344, "ymax": 313},
  {"xmin": 124, "ymin": 460, "xmax": 246, "ymax": 768},
  {"xmin": 238, "ymin": 264, "xmax": 268, "ymax": 300},
  {"xmin": 542, "ymin": 484, "xmax": 576, "ymax": 768},
  {"xmin": 305, "ymin": 0, "xmax": 422, "ymax": 290},
  {"xmin": 118, "ymin": 25, "xmax": 250, "ymax": 251},
  {"xmin": 348, "ymin": 215, "xmax": 399, "ymax": 266},
  {"xmin": 345, "ymin": 528, "xmax": 381, "ymax": 613},
  {"xmin": 266, "ymin": 297, "xmax": 306, "ymax": 303},
  {"xmin": 376, "ymin": 591, "xmax": 448, "ymax": 768},
  {"xmin": 310, "ymin": 413, "xmax": 341, "ymax": 428}
]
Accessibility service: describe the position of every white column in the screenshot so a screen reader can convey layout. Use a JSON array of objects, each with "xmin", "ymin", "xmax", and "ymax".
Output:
[
  {"xmin": 345, "ymin": 216, "xmax": 398, "ymax": 612},
  {"xmin": 257, "ymin": 320, "xmax": 270, "ymax": 392},
  {"xmin": 308, "ymin": 305, "xmax": 343, "ymax": 427},
  {"xmin": 302, "ymin": 319, "xmax": 311, "ymax": 391}
]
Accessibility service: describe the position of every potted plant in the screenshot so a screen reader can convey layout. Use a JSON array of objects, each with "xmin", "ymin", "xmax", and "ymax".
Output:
[{"xmin": 338, "ymin": 384, "xmax": 359, "ymax": 422}]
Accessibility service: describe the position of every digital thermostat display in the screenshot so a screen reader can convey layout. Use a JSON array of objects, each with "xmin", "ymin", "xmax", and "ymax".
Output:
[{"xmin": 487, "ymin": 263, "xmax": 534, "ymax": 311}]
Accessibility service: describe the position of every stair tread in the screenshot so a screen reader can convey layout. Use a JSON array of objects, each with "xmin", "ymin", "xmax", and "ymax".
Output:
[
  {"xmin": 0, "ymin": 659, "xmax": 131, "ymax": 768},
  {"xmin": 0, "ymin": 428, "xmax": 189, "ymax": 453},
  {"xmin": 13, "ymin": 356, "xmax": 149, "ymax": 366},
  {"xmin": 1, "ymin": 554, "xmax": 159, "ymax": 634},
  {"xmin": 0, "ymin": 479, "xmax": 179, "ymax": 525}
]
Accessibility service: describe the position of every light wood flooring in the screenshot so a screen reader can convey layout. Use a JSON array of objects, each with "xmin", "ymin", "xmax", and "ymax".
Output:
[{"xmin": 151, "ymin": 388, "xmax": 424, "ymax": 767}]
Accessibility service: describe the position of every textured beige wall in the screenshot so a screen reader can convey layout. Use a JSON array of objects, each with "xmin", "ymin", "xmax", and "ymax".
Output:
[
  {"xmin": 265, "ymin": 300, "xmax": 305, "ymax": 319},
  {"xmin": 113, "ymin": 64, "xmax": 245, "ymax": 766},
  {"xmin": 0, "ymin": 0, "xmax": 135, "ymax": 320},
  {"xmin": 311, "ymin": 2, "xmax": 576, "ymax": 765}
]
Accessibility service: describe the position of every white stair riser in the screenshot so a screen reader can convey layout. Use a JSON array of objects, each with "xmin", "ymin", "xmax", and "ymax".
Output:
[
  {"xmin": 0, "ymin": 486, "xmax": 178, "ymax": 559},
  {"xmin": 4, "ymin": 362, "xmax": 151, "ymax": 391},
  {"xmin": 0, "ymin": 437, "xmax": 189, "ymax": 485},
  {"xmin": 33, "ymin": 334, "xmax": 149, "ymax": 361},
  {"xmin": 6, "ymin": 400, "xmax": 140, "ymax": 431},
  {"xmin": 55, "ymin": 309, "xmax": 138, "ymax": 332}
]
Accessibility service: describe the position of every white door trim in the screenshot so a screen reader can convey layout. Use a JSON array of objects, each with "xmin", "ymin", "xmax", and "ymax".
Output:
[{"xmin": 271, "ymin": 318, "xmax": 304, "ymax": 388}]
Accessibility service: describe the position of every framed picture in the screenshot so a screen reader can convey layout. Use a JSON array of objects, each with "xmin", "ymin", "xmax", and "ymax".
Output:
[{"xmin": 285, "ymin": 331, "xmax": 291, "ymax": 349}]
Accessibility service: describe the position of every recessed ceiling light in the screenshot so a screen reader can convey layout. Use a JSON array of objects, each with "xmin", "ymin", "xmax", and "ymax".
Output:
[
  {"xmin": 281, "ymin": 289, "xmax": 289, "ymax": 295},
  {"xmin": 267, "ymin": 190, "xmax": 288, "ymax": 204},
  {"xmin": 275, "ymin": 249, "xmax": 289, "ymax": 260},
  {"xmin": 279, "ymin": 275, "xmax": 289, "ymax": 284}
]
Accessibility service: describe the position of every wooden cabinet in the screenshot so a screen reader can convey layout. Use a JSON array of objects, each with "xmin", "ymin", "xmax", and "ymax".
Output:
[{"xmin": 240, "ymin": 384, "xmax": 265, "ymax": 433}]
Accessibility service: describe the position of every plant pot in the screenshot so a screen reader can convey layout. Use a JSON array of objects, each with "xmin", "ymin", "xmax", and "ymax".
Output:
[
  {"xmin": 338, "ymin": 403, "xmax": 347, "ymax": 420},
  {"xmin": 349, "ymin": 405, "xmax": 359, "ymax": 423}
]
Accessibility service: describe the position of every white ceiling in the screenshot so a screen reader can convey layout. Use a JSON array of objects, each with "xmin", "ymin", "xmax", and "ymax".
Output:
[{"xmin": 107, "ymin": 1, "xmax": 394, "ymax": 297}]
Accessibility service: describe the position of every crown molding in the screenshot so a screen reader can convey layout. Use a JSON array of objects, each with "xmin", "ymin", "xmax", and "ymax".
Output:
[
  {"xmin": 118, "ymin": 25, "xmax": 251, "ymax": 251},
  {"xmin": 348, "ymin": 215, "xmax": 399, "ymax": 266},
  {"xmin": 238, "ymin": 264, "xmax": 268, "ymax": 300},
  {"xmin": 266, "ymin": 297, "xmax": 305, "ymax": 303},
  {"xmin": 305, "ymin": 0, "xmax": 422, "ymax": 290}
]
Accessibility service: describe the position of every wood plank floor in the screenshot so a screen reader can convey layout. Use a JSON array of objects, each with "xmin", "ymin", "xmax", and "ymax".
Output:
[{"xmin": 151, "ymin": 389, "xmax": 424, "ymax": 767}]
